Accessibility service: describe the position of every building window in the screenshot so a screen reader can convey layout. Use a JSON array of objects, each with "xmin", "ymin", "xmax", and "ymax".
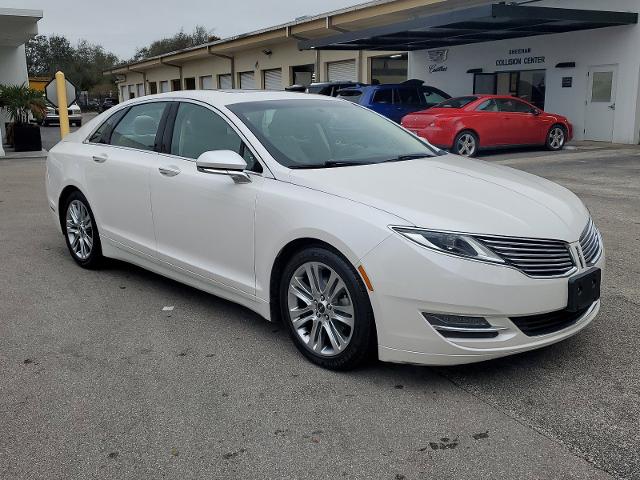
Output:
[
  {"xmin": 473, "ymin": 69, "xmax": 546, "ymax": 110},
  {"xmin": 171, "ymin": 79, "xmax": 181, "ymax": 91},
  {"xmin": 263, "ymin": 68, "xmax": 282, "ymax": 90},
  {"xmin": 218, "ymin": 74, "xmax": 232, "ymax": 89},
  {"xmin": 148, "ymin": 82, "xmax": 158, "ymax": 95},
  {"xmin": 200, "ymin": 75, "xmax": 213, "ymax": 90},
  {"xmin": 136, "ymin": 83, "xmax": 144, "ymax": 97},
  {"xmin": 160, "ymin": 80, "xmax": 169, "ymax": 93},
  {"xmin": 120, "ymin": 85, "xmax": 126, "ymax": 102},
  {"xmin": 370, "ymin": 55, "xmax": 408, "ymax": 84},
  {"xmin": 128, "ymin": 85, "xmax": 135, "ymax": 99},
  {"xmin": 238, "ymin": 71, "xmax": 255, "ymax": 89},
  {"xmin": 291, "ymin": 64, "xmax": 315, "ymax": 87},
  {"xmin": 184, "ymin": 77, "xmax": 196, "ymax": 90}
]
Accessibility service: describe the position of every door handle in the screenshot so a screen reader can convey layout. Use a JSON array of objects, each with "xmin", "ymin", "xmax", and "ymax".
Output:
[
  {"xmin": 608, "ymin": 103, "xmax": 616, "ymax": 110},
  {"xmin": 158, "ymin": 166, "xmax": 180, "ymax": 177},
  {"xmin": 92, "ymin": 154, "xmax": 107, "ymax": 163}
]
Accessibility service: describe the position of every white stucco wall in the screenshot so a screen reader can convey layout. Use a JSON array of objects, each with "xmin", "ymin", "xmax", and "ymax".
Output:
[
  {"xmin": 408, "ymin": 0, "xmax": 640, "ymax": 143},
  {"xmin": 0, "ymin": 44, "xmax": 30, "ymax": 141}
]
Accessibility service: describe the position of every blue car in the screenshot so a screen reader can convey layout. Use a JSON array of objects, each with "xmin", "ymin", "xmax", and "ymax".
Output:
[{"xmin": 337, "ymin": 80, "xmax": 451, "ymax": 123}]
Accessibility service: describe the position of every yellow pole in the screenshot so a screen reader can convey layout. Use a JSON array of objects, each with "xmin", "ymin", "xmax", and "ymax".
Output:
[{"xmin": 55, "ymin": 71, "xmax": 70, "ymax": 138}]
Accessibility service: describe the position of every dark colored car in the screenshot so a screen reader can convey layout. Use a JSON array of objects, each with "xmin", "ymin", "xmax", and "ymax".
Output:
[
  {"xmin": 306, "ymin": 81, "xmax": 367, "ymax": 97},
  {"xmin": 100, "ymin": 98, "xmax": 118, "ymax": 112},
  {"xmin": 337, "ymin": 80, "xmax": 450, "ymax": 123}
]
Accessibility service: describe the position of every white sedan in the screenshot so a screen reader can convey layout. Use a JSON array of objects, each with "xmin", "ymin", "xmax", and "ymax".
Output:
[{"xmin": 45, "ymin": 91, "xmax": 604, "ymax": 370}]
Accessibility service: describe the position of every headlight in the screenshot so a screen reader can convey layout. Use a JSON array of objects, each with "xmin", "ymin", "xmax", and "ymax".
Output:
[{"xmin": 391, "ymin": 226, "xmax": 505, "ymax": 264}]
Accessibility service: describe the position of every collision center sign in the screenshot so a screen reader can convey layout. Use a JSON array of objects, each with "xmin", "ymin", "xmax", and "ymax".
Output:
[{"xmin": 496, "ymin": 47, "xmax": 545, "ymax": 67}]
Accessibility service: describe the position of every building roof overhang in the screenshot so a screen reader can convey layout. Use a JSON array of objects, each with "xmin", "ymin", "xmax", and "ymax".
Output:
[
  {"xmin": 0, "ymin": 8, "xmax": 42, "ymax": 47},
  {"xmin": 298, "ymin": 3, "xmax": 639, "ymax": 51}
]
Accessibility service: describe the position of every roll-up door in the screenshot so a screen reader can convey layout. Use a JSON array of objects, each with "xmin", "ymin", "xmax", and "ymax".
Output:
[
  {"xmin": 239, "ymin": 71, "xmax": 255, "ymax": 89},
  {"xmin": 218, "ymin": 74, "xmax": 232, "ymax": 89},
  {"xmin": 263, "ymin": 69, "xmax": 282, "ymax": 90},
  {"xmin": 200, "ymin": 75, "xmax": 213, "ymax": 90},
  {"xmin": 327, "ymin": 60, "xmax": 356, "ymax": 82}
]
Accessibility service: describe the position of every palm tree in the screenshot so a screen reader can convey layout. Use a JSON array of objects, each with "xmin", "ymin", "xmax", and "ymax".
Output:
[{"xmin": 0, "ymin": 83, "xmax": 46, "ymax": 124}]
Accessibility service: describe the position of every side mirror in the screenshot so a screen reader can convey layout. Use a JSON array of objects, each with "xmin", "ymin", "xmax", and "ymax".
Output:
[
  {"xmin": 196, "ymin": 150, "xmax": 251, "ymax": 184},
  {"xmin": 531, "ymin": 109, "xmax": 541, "ymax": 116}
]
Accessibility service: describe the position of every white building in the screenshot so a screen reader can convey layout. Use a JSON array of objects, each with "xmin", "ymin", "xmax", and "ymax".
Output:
[
  {"xmin": 0, "ymin": 8, "xmax": 43, "ymax": 156},
  {"xmin": 111, "ymin": 0, "xmax": 640, "ymax": 144}
]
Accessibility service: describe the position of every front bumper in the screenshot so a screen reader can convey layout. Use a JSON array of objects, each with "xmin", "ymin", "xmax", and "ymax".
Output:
[
  {"xmin": 361, "ymin": 232, "xmax": 604, "ymax": 366},
  {"xmin": 45, "ymin": 113, "xmax": 82, "ymax": 123}
]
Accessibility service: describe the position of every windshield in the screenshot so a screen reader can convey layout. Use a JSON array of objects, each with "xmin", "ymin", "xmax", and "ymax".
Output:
[
  {"xmin": 227, "ymin": 99, "xmax": 436, "ymax": 169},
  {"xmin": 436, "ymin": 96, "xmax": 478, "ymax": 109}
]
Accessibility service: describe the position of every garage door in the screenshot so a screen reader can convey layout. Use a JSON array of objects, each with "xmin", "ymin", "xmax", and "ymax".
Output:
[
  {"xmin": 218, "ymin": 74, "xmax": 232, "ymax": 89},
  {"xmin": 264, "ymin": 69, "xmax": 282, "ymax": 90},
  {"xmin": 239, "ymin": 71, "xmax": 255, "ymax": 89},
  {"xmin": 200, "ymin": 75, "xmax": 213, "ymax": 90},
  {"xmin": 327, "ymin": 60, "xmax": 356, "ymax": 82}
]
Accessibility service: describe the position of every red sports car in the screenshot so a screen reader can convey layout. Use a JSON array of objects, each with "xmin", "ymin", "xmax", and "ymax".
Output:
[{"xmin": 401, "ymin": 95, "xmax": 573, "ymax": 157}]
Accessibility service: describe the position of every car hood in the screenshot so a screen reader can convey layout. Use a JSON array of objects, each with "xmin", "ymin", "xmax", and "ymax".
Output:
[{"xmin": 286, "ymin": 154, "xmax": 589, "ymax": 242}]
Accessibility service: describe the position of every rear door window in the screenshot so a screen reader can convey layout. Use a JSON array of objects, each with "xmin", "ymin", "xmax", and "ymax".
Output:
[
  {"xmin": 109, "ymin": 102, "xmax": 167, "ymax": 151},
  {"xmin": 372, "ymin": 89, "xmax": 393, "ymax": 104},
  {"xmin": 396, "ymin": 87, "xmax": 423, "ymax": 106},
  {"xmin": 477, "ymin": 99, "xmax": 499, "ymax": 112},
  {"xmin": 337, "ymin": 90, "xmax": 363, "ymax": 103}
]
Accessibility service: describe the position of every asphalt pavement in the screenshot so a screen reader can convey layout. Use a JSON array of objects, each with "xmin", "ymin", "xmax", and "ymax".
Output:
[{"xmin": 0, "ymin": 143, "xmax": 638, "ymax": 479}]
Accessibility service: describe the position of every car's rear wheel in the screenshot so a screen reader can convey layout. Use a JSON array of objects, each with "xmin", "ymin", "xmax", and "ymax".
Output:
[
  {"xmin": 546, "ymin": 125, "xmax": 566, "ymax": 151},
  {"xmin": 453, "ymin": 130, "xmax": 479, "ymax": 157},
  {"xmin": 62, "ymin": 191, "xmax": 103, "ymax": 268},
  {"xmin": 279, "ymin": 247, "xmax": 376, "ymax": 370}
]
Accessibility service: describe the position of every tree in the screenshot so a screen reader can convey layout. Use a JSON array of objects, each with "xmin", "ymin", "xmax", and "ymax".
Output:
[
  {"xmin": 25, "ymin": 35, "xmax": 120, "ymax": 95},
  {"xmin": 131, "ymin": 25, "xmax": 218, "ymax": 61}
]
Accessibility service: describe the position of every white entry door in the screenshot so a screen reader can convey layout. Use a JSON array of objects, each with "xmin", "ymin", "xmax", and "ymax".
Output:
[{"xmin": 584, "ymin": 65, "xmax": 617, "ymax": 142}]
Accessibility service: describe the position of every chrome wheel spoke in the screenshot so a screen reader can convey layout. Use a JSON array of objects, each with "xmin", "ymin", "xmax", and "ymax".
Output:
[
  {"xmin": 288, "ymin": 260, "xmax": 355, "ymax": 357},
  {"xmin": 66, "ymin": 200, "xmax": 94, "ymax": 260}
]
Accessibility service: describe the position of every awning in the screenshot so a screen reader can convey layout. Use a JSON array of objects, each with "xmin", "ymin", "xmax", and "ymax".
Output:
[{"xmin": 298, "ymin": 3, "xmax": 638, "ymax": 51}]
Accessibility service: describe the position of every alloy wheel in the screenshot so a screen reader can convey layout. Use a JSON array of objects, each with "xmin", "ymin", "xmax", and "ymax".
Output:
[
  {"xmin": 66, "ymin": 200, "xmax": 94, "ymax": 260},
  {"xmin": 456, "ymin": 133, "xmax": 477, "ymax": 156},
  {"xmin": 287, "ymin": 261, "xmax": 355, "ymax": 357},
  {"xmin": 549, "ymin": 127, "xmax": 565, "ymax": 149}
]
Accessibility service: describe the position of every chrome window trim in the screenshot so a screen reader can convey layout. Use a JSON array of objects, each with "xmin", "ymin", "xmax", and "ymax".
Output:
[{"xmin": 83, "ymin": 97, "xmax": 272, "ymax": 178}]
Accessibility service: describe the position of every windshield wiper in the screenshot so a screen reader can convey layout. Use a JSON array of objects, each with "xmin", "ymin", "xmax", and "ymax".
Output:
[
  {"xmin": 380, "ymin": 153, "xmax": 431, "ymax": 163},
  {"xmin": 290, "ymin": 160, "xmax": 370, "ymax": 169}
]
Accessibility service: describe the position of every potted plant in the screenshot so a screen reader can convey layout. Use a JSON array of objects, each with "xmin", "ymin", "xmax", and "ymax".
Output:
[{"xmin": 0, "ymin": 84, "xmax": 46, "ymax": 152}]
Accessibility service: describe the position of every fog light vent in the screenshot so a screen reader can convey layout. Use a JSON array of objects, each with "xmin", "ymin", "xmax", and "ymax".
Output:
[{"xmin": 422, "ymin": 313, "xmax": 501, "ymax": 339}]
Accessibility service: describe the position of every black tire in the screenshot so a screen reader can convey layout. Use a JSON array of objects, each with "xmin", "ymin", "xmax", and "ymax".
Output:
[
  {"xmin": 61, "ymin": 191, "xmax": 103, "ymax": 269},
  {"xmin": 452, "ymin": 130, "xmax": 479, "ymax": 157},
  {"xmin": 546, "ymin": 124, "xmax": 567, "ymax": 151},
  {"xmin": 279, "ymin": 246, "xmax": 376, "ymax": 370}
]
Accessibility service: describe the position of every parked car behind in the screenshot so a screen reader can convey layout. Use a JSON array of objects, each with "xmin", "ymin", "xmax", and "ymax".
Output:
[
  {"xmin": 41, "ymin": 102, "xmax": 82, "ymax": 127},
  {"xmin": 99, "ymin": 98, "xmax": 118, "ymax": 112},
  {"xmin": 337, "ymin": 80, "xmax": 450, "ymax": 123},
  {"xmin": 306, "ymin": 81, "xmax": 367, "ymax": 97},
  {"xmin": 401, "ymin": 95, "xmax": 573, "ymax": 157}
]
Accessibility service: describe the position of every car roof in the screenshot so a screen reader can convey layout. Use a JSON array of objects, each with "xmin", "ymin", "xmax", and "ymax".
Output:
[{"xmin": 117, "ymin": 90, "xmax": 342, "ymax": 107}]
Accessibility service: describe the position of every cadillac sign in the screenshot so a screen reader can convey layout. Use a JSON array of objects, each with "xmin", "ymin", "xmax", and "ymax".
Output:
[{"xmin": 428, "ymin": 49, "xmax": 448, "ymax": 63}]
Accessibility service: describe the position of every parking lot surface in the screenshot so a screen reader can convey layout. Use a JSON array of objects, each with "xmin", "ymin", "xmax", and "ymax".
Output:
[{"xmin": 0, "ymin": 144, "xmax": 638, "ymax": 479}]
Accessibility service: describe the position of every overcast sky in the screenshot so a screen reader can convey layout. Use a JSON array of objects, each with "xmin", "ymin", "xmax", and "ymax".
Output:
[{"xmin": 10, "ymin": 0, "xmax": 362, "ymax": 59}]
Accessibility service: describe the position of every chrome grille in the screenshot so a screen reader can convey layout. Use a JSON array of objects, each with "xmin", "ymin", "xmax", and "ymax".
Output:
[
  {"xmin": 579, "ymin": 219, "xmax": 602, "ymax": 265},
  {"xmin": 474, "ymin": 235, "xmax": 575, "ymax": 278}
]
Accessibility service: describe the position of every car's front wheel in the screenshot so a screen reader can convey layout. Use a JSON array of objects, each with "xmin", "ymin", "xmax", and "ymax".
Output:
[
  {"xmin": 453, "ymin": 130, "xmax": 479, "ymax": 157},
  {"xmin": 62, "ymin": 191, "xmax": 103, "ymax": 268},
  {"xmin": 279, "ymin": 247, "xmax": 376, "ymax": 370},
  {"xmin": 546, "ymin": 125, "xmax": 566, "ymax": 151}
]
